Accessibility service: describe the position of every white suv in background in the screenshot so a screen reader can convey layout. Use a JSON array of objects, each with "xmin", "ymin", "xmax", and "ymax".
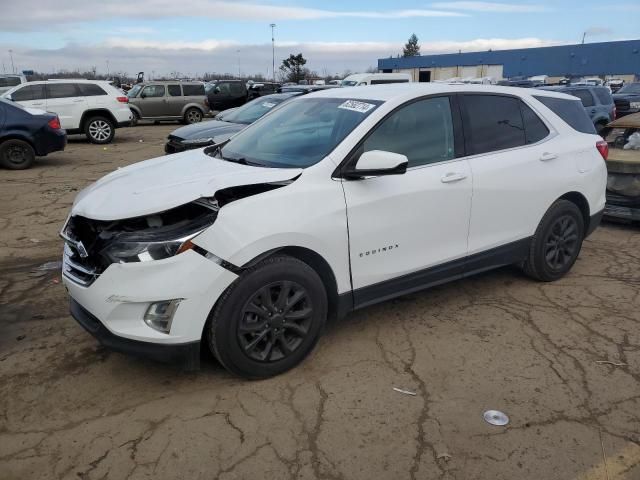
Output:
[
  {"xmin": 61, "ymin": 84, "xmax": 607, "ymax": 378},
  {"xmin": 2, "ymin": 80, "xmax": 132, "ymax": 144}
]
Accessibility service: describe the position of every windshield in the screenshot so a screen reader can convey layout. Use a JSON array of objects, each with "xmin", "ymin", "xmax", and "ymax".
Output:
[
  {"xmin": 219, "ymin": 97, "xmax": 382, "ymax": 168},
  {"xmin": 127, "ymin": 84, "xmax": 142, "ymax": 97},
  {"xmin": 222, "ymin": 95, "xmax": 291, "ymax": 125},
  {"xmin": 617, "ymin": 84, "xmax": 640, "ymax": 94},
  {"xmin": 341, "ymin": 80, "xmax": 358, "ymax": 87}
]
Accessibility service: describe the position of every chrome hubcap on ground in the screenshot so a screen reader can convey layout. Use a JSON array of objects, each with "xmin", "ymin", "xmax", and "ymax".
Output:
[
  {"xmin": 5, "ymin": 145, "xmax": 27, "ymax": 165},
  {"xmin": 187, "ymin": 110, "xmax": 201, "ymax": 123},
  {"xmin": 545, "ymin": 215, "xmax": 579, "ymax": 270},
  {"xmin": 89, "ymin": 120, "xmax": 111, "ymax": 141},
  {"xmin": 238, "ymin": 281, "xmax": 313, "ymax": 362}
]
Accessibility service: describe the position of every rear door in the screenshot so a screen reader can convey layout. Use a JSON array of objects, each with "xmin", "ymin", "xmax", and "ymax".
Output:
[
  {"xmin": 229, "ymin": 82, "xmax": 247, "ymax": 106},
  {"xmin": 460, "ymin": 94, "xmax": 556, "ymax": 260},
  {"xmin": 166, "ymin": 84, "xmax": 184, "ymax": 116},
  {"xmin": 45, "ymin": 83, "xmax": 86, "ymax": 130}
]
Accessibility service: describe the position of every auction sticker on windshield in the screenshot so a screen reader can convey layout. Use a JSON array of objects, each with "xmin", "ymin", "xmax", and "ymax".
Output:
[
  {"xmin": 262, "ymin": 102, "xmax": 277, "ymax": 108},
  {"xmin": 338, "ymin": 100, "xmax": 376, "ymax": 113}
]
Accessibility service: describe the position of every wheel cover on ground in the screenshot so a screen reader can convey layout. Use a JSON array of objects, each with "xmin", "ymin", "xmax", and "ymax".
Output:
[
  {"xmin": 237, "ymin": 281, "xmax": 313, "ymax": 362},
  {"xmin": 544, "ymin": 215, "xmax": 579, "ymax": 270},
  {"xmin": 89, "ymin": 120, "xmax": 111, "ymax": 141}
]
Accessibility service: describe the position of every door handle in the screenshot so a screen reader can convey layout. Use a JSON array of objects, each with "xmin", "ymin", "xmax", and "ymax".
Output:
[
  {"xmin": 441, "ymin": 172, "xmax": 467, "ymax": 183},
  {"xmin": 73, "ymin": 99, "xmax": 84, "ymax": 103},
  {"xmin": 539, "ymin": 152, "xmax": 558, "ymax": 162},
  {"xmin": 32, "ymin": 102, "xmax": 44, "ymax": 106}
]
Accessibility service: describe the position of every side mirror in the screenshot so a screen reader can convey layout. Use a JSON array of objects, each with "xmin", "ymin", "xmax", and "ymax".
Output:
[
  {"xmin": 342, "ymin": 150, "xmax": 408, "ymax": 179},
  {"xmin": 140, "ymin": 92, "xmax": 147, "ymax": 98},
  {"xmin": 214, "ymin": 87, "xmax": 221, "ymax": 94}
]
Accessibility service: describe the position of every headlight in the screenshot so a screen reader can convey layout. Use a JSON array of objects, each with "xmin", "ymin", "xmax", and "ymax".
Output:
[
  {"xmin": 181, "ymin": 137, "xmax": 215, "ymax": 146},
  {"xmin": 101, "ymin": 233, "xmax": 200, "ymax": 264}
]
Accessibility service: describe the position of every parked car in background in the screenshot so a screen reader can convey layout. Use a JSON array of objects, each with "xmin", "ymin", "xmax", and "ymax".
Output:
[
  {"xmin": 0, "ymin": 74, "xmax": 27, "ymax": 95},
  {"xmin": 605, "ymin": 79, "xmax": 624, "ymax": 93},
  {"xmin": 3, "ymin": 80, "xmax": 132, "ymax": 144},
  {"xmin": 497, "ymin": 79, "xmax": 543, "ymax": 88},
  {"xmin": 61, "ymin": 83, "xmax": 606, "ymax": 378},
  {"xmin": 127, "ymin": 81, "xmax": 208, "ymax": 125},
  {"xmin": 0, "ymin": 97, "xmax": 66, "ymax": 169},
  {"xmin": 206, "ymin": 80, "xmax": 248, "ymax": 111},
  {"xmin": 612, "ymin": 83, "xmax": 640, "ymax": 118},
  {"xmin": 538, "ymin": 85, "xmax": 615, "ymax": 134},
  {"xmin": 165, "ymin": 92, "xmax": 302, "ymax": 153},
  {"xmin": 279, "ymin": 84, "xmax": 338, "ymax": 94},
  {"xmin": 328, "ymin": 79, "xmax": 341, "ymax": 85},
  {"xmin": 247, "ymin": 82, "xmax": 280, "ymax": 100},
  {"xmin": 341, "ymin": 73, "xmax": 411, "ymax": 86}
]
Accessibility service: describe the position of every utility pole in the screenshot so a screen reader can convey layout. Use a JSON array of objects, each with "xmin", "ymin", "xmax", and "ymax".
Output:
[
  {"xmin": 581, "ymin": 32, "xmax": 586, "ymax": 44},
  {"xmin": 8, "ymin": 49, "xmax": 15, "ymax": 74},
  {"xmin": 106, "ymin": 60, "xmax": 110, "ymax": 78},
  {"xmin": 270, "ymin": 23, "xmax": 276, "ymax": 82},
  {"xmin": 237, "ymin": 49, "xmax": 241, "ymax": 78}
]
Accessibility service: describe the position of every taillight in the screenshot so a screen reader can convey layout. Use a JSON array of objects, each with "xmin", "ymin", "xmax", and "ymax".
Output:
[
  {"xmin": 596, "ymin": 140, "xmax": 608, "ymax": 161},
  {"xmin": 612, "ymin": 106, "xmax": 617, "ymax": 119},
  {"xmin": 116, "ymin": 96, "xmax": 128, "ymax": 103},
  {"xmin": 48, "ymin": 116, "xmax": 61, "ymax": 130},
  {"xmin": 204, "ymin": 97, "xmax": 209, "ymax": 107}
]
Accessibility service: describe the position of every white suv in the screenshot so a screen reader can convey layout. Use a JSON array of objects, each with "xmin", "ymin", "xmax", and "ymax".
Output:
[
  {"xmin": 2, "ymin": 80, "xmax": 132, "ymax": 144},
  {"xmin": 60, "ymin": 84, "xmax": 607, "ymax": 378}
]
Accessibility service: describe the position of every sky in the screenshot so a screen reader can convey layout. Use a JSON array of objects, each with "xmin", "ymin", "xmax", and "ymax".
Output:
[{"xmin": 0, "ymin": 0, "xmax": 638, "ymax": 78}]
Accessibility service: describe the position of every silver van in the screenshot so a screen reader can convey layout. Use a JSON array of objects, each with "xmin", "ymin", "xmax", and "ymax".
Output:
[{"xmin": 127, "ymin": 81, "xmax": 210, "ymax": 125}]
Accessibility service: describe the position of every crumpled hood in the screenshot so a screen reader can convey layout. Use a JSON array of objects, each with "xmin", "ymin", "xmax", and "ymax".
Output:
[
  {"xmin": 72, "ymin": 149, "xmax": 302, "ymax": 221},
  {"xmin": 170, "ymin": 120, "xmax": 245, "ymax": 141}
]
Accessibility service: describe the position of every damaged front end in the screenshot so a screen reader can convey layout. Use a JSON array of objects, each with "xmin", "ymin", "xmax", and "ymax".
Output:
[{"xmin": 61, "ymin": 199, "xmax": 219, "ymax": 286}]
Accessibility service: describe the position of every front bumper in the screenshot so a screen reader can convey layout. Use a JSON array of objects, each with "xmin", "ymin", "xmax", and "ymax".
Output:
[{"xmin": 62, "ymin": 249, "xmax": 238, "ymax": 362}]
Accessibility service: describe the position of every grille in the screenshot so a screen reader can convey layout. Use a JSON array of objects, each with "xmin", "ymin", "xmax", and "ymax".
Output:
[{"xmin": 61, "ymin": 217, "xmax": 104, "ymax": 286}]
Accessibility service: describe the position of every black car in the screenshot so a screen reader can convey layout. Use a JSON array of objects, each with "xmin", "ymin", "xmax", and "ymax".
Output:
[
  {"xmin": 247, "ymin": 82, "xmax": 281, "ymax": 100},
  {"xmin": 612, "ymin": 83, "xmax": 640, "ymax": 118},
  {"xmin": 0, "ymin": 97, "xmax": 66, "ymax": 169},
  {"xmin": 205, "ymin": 80, "xmax": 248, "ymax": 111},
  {"xmin": 165, "ymin": 92, "xmax": 301, "ymax": 154},
  {"xmin": 497, "ymin": 80, "xmax": 543, "ymax": 88}
]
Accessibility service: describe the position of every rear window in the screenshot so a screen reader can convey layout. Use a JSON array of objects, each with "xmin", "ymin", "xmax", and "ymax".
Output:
[
  {"xmin": 77, "ymin": 83, "xmax": 107, "ymax": 96},
  {"xmin": 182, "ymin": 84, "xmax": 205, "ymax": 96},
  {"xmin": 593, "ymin": 88, "xmax": 613, "ymax": 105},
  {"xmin": 567, "ymin": 89, "xmax": 594, "ymax": 107},
  {"xmin": 0, "ymin": 76, "xmax": 22, "ymax": 88},
  {"xmin": 534, "ymin": 95, "xmax": 596, "ymax": 134},
  {"xmin": 370, "ymin": 79, "xmax": 409, "ymax": 85}
]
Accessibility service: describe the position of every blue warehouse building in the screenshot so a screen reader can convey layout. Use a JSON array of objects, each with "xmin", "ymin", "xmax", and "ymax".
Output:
[{"xmin": 377, "ymin": 39, "xmax": 640, "ymax": 83}]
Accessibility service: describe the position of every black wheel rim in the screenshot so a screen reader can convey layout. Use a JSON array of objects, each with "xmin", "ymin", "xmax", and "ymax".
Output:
[
  {"xmin": 544, "ymin": 215, "xmax": 579, "ymax": 270},
  {"xmin": 238, "ymin": 281, "xmax": 313, "ymax": 362},
  {"xmin": 5, "ymin": 145, "xmax": 28, "ymax": 165}
]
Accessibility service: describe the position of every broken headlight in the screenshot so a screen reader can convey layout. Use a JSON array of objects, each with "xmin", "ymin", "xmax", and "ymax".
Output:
[{"xmin": 101, "ymin": 234, "xmax": 198, "ymax": 264}]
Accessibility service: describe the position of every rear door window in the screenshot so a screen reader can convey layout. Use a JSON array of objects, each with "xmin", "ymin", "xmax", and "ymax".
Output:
[
  {"xmin": 11, "ymin": 84, "xmax": 46, "ymax": 101},
  {"xmin": 461, "ymin": 95, "xmax": 525, "ymax": 155},
  {"xmin": 567, "ymin": 89, "xmax": 594, "ymax": 107},
  {"xmin": 77, "ymin": 83, "xmax": 107, "ymax": 96},
  {"xmin": 142, "ymin": 85, "xmax": 165, "ymax": 97},
  {"xmin": 182, "ymin": 84, "xmax": 205, "ymax": 96},
  {"xmin": 593, "ymin": 88, "xmax": 613, "ymax": 105},
  {"xmin": 167, "ymin": 84, "xmax": 182, "ymax": 96},
  {"xmin": 229, "ymin": 83, "xmax": 245, "ymax": 95},
  {"xmin": 520, "ymin": 102, "xmax": 550, "ymax": 144},
  {"xmin": 533, "ymin": 95, "xmax": 596, "ymax": 134},
  {"xmin": 47, "ymin": 83, "xmax": 80, "ymax": 99}
]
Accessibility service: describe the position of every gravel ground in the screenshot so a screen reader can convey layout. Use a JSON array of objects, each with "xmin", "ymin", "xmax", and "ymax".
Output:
[{"xmin": 1, "ymin": 125, "xmax": 640, "ymax": 480}]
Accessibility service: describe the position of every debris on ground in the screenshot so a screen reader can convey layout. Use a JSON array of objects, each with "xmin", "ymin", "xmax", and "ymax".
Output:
[
  {"xmin": 393, "ymin": 387, "xmax": 417, "ymax": 396},
  {"xmin": 595, "ymin": 360, "xmax": 627, "ymax": 367},
  {"xmin": 483, "ymin": 410, "xmax": 509, "ymax": 426}
]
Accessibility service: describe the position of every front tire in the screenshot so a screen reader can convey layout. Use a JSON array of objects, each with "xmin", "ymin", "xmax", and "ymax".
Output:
[
  {"xmin": 523, "ymin": 200, "xmax": 585, "ymax": 282},
  {"xmin": 0, "ymin": 139, "xmax": 35, "ymax": 170},
  {"xmin": 85, "ymin": 116, "xmax": 115, "ymax": 144},
  {"xmin": 184, "ymin": 108, "xmax": 203, "ymax": 124},
  {"xmin": 207, "ymin": 255, "xmax": 327, "ymax": 379}
]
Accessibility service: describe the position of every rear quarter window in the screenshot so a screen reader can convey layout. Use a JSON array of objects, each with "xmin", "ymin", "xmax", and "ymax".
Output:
[
  {"xmin": 77, "ymin": 83, "xmax": 107, "ymax": 96},
  {"xmin": 566, "ymin": 89, "xmax": 594, "ymax": 107},
  {"xmin": 182, "ymin": 84, "xmax": 205, "ymax": 96},
  {"xmin": 534, "ymin": 95, "xmax": 596, "ymax": 134}
]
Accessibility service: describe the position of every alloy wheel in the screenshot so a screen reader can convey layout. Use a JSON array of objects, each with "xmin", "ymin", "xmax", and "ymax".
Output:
[
  {"xmin": 237, "ymin": 281, "xmax": 313, "ymax": 362},
  {"xmin": 544, "ymin": 215, "xmax": 579, "ymax": 270},
  {"xmin": 89, "ymin": 120, "xmax": 112, "ymax": 141},
  {"xmin": 186, "ymin": 110, "xmax": 202, "ymax": 123}
]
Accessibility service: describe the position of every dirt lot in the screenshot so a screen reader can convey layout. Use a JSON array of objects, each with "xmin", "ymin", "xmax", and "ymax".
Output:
[{"xmin": 1, "ymin": 125, "xmax": 640, "ymax": 480}]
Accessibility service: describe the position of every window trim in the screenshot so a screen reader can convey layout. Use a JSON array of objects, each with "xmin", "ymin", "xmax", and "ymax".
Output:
[
  {"xmin": 333, "ymin": 93, "xmax": 465, "ymax": 179},
  {"xmin": 458, "ymin": 92, "xmax": 555, "ymax": 160}
]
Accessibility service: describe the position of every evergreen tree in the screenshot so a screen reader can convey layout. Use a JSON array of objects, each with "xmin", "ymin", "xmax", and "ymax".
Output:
[{"xmin": 403, "ymin": 34, "xmax": 421, "ymax": 57}]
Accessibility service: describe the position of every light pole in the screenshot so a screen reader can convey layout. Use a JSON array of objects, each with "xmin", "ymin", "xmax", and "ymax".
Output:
[
  {"xmin": 270, "ymin": 23, "xmax": 276, "ymax": 82},
  {"xmin": 8, "ymin": 49, "xmax": 15, "ymax": 74},
  {"xmin": 236, "ymin": 49, "xmax": 241, "ymax": 78},
  {"xmin": 106, "ymin": 60, "xmax": 110, "ymax": 78}
]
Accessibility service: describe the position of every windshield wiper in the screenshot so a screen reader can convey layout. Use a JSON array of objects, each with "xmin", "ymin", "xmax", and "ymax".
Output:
[
  {"xmin": 222, "ymin": 156, "xmax": 249, "ymax": 165},
  {"xmin": 203, "ymin": 138, "xmax": 231, "ymax": 158}
]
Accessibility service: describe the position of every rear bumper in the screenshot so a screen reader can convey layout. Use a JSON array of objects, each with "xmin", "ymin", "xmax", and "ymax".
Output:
[
  {"xmin": 34, "ymin": 129, "xmax": 67, "ymax": 156},
  {"xmin": 70, "ymin": 298, "xmax": 201, "ymax": 369}
]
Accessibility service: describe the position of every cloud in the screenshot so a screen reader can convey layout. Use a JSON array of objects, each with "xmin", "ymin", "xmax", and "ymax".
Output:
[
  {"xmin": 431, "ymin": 2, "xmax": 550, "ymax": 12},
  {"xmin": 0, "ymin": 1, "xmax": 465, "ymax": 31},
  {"xmin": 0, "ymin": 37, "xmax": 563, "ymax": 78}
]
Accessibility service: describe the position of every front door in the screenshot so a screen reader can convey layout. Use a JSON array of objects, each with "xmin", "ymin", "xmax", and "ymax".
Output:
[
  {"xmin": 45, "ymin": 83, "xmax": 86, "ymax": 130},
  {"xmin": 138, "ymin": 84, "xmax": 167, "ymax": 117},
  {"xmin": 9, "ymin": 84, "xmax": 46, "ymax": 111},
  {"xmin": 342, "ymin": 96, "xmax": 472, "ymax": 307}
]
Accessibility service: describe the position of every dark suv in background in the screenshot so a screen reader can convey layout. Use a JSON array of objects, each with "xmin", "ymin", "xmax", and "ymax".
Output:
[
  {"xmin": 538, "ymin": 85, "xmax": 615, "ymax": 134},
  {"xmin": 247, "ymin": 82, "xmax": 281, "ymax": 100},
  {"xmin": 205, "ymin": 80, "xmax": 248, "ymax": 111},
  {"xmin": 612, "ymin": 83, "xmax": 640, "ymax": 118}
]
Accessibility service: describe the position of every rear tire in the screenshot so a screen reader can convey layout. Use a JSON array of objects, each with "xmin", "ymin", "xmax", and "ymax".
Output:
[
  {"xmin": 184, "ymin": 108, "xmax": 203, "ymax": 124},
  {"xmin": 523, "ymin": 200, "xmax": 585, "ymax": 282},
  {"xmin": 130, "ymin": 110, "xmax": 140, "ymax": 127},
  {"xmin": 0, "ymin": 139, "xmax": 35, "ymax": 170},
  {"xmin": 207, "ymin": 255, "xmax": 327, "ymax": 379},
  {"xmin": 85, "ymin": 116, "xmax": 115, "ymax": 144}
]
